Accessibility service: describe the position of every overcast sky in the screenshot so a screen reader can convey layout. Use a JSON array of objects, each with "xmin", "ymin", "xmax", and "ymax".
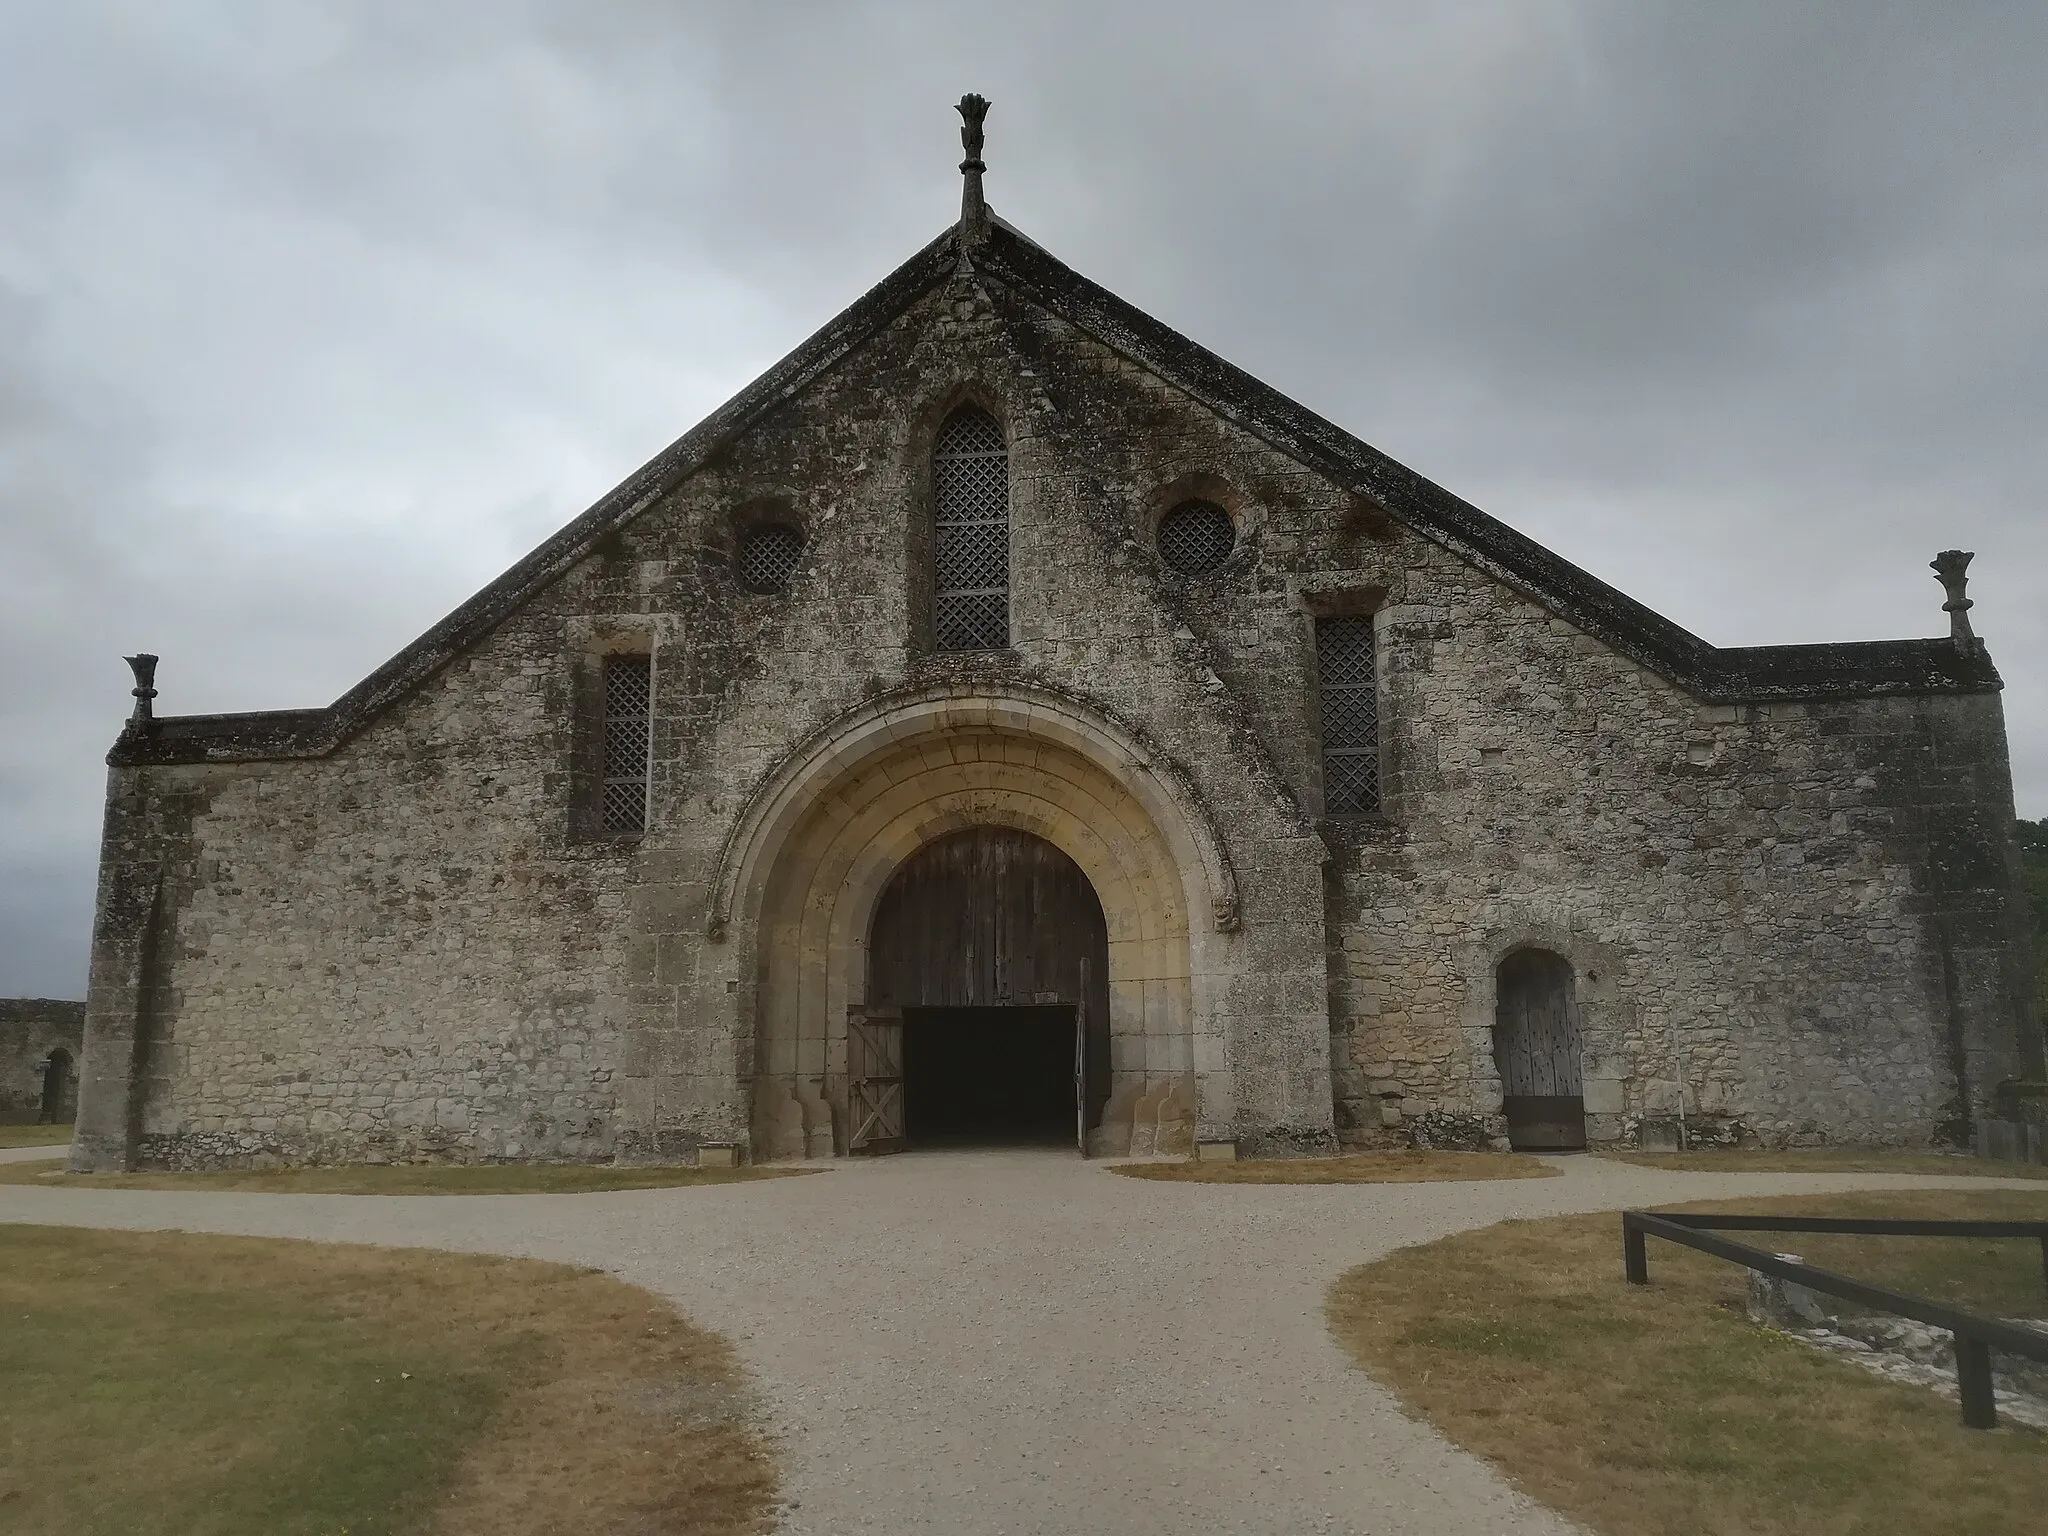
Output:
[{"xmin": 3, "ymin": 2, "xmax": 2044, "ymax": 999}]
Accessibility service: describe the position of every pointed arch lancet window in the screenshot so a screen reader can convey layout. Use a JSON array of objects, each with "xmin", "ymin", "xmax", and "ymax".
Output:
[{"xmin": 932, "ymin": 406, "xmax": 1010, "ymax": 650}]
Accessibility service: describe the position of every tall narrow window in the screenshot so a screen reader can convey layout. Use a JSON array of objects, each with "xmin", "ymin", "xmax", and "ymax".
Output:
[
  {"xmin": 1316, "ymin": 615, "xmax": 1380, "ymax": 814},
  {"xmin": 600, "ymin": 653, "xmax": 651, "ymax": 835},
  {"xmin": 932, "ymin": 406, "xmax": 1010, "ymax": 650}
]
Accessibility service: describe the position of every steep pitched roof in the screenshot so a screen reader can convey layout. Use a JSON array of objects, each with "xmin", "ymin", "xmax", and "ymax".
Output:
[{"xmin": 114, "ymin": 220, "xmax": 1998, "ymax": 767}]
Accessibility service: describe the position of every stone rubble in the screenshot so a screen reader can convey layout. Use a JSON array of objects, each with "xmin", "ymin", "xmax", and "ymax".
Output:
[{"xmin": 1749, "ymin": 1263, "xmax": 2048, "ymax": 1430}]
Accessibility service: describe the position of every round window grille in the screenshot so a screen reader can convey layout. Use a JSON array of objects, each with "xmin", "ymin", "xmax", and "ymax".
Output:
[
  {"xmin": 736, "ymin": 524, "xmax": 806, "ymax": 593},
  {"xmin": 1156, "ymin": 499, "xmax": 1236, "ymax": 575}
]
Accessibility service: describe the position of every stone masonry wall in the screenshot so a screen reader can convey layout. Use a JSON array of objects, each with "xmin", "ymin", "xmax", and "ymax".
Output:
[
  {"xmin": 81, "ymin": 598, "xmax": 642, "ymax": 1168},
  {"xmin": 73, "ymin": 244, "xmax": 2030, "ymax": 1166},
  {"xmin": 1, "ymin": 999, "xmax": 83, "ymax": 1123},
  {"xmin": 1327, "ymin": 552, "xmax": 2025, "ymax": 1148}
]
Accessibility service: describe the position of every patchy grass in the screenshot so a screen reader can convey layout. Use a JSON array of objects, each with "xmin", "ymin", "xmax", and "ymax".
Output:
[
  {"xmin": 1329, "ymin": 1189, "xmax": 2048, "ymax": 1536},
  {"xmin": 0, "ymin": 1121, "xmax": 72, "ymax": 1148},
  {"xmin": 0, "ymin": 1162, "xmax": 814, "ymax": 1194},
  {"xmin": 0, "ymin": 1226, "xmax": 775, "ymax": 1536},
  {"xmin": 1110, "ymin": 1150, "xmax": 1554, "ymax": 1184},
  {"xmin": 1598, "ymin": 1147, "xmax": 2048, "ymax": 1180}
]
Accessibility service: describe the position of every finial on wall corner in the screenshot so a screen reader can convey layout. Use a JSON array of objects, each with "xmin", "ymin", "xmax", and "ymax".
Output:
[
  {"xmin": 956, "ymin": 93, "xmax": 991, "ymax": 248},
  {"xmin": 1930, "ymin": 550, "xmax": 1976, "ymax": 651},
  {"xmin": 123, "ymin": 653, "xmax": 159, "ymax": 733}
]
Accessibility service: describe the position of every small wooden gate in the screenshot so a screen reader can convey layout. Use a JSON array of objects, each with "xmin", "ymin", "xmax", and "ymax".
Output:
[
  {"xmin": 1493, "ymin": 949, "xmax": 1586, "ymax": 1150},
  {"xmin": 847, "ymin": 1005, "xmax": 906, "ymax": 1155}
]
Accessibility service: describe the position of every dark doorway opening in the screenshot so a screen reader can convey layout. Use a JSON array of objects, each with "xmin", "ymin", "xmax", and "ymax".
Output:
[
  {"xmin": 903, "ymin": 1005, "xmax": 1074, "ymax": 1144},
  {"xmin": 1493, "ymin": 949, "xmax": 1586, "ymax": 1151},
  {"xmin": 39, "ymin": 1047, "xmax": 74, "ymax": 1124}
]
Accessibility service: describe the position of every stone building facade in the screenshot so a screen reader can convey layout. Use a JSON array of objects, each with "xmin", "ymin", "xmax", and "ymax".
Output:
[
  {"xmin": 71, "ymin": 114, "xmax": 2040, "ymax": 1171},
  {"xmin": 2, "ymin": 999, "xmax": 83, "ymax": 1124}
]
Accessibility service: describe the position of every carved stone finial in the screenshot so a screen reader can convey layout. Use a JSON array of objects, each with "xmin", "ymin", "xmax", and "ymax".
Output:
[
  {"xmin": 956, "ymin": 93, "xmax": 991, "ymax": 247},
  {"xmin": 123, "ymin": 653, "xmax": 159, "ymax": 732},
  {"xmin": 1930, "ymin": 550, "xmax": 1976, "ymax": 650}
]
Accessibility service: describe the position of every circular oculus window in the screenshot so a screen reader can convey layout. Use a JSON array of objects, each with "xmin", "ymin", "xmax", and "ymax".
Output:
[
  {"xmin": 736, "ymin": 524, "xmax": 806, "ymax": 593},
  {"xmin": 1156, "ymin": 499, "xmax": 1236, "ymax": 575}
]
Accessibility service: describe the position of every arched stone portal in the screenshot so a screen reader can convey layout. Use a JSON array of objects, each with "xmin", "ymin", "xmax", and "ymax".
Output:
[{"xmin": 727, "ymin": 687, "xmax": 1220, "ymax": 1161}]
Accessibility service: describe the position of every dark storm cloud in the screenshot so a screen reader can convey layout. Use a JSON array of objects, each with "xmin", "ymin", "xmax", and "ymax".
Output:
[{"xmin": 3, "ymin": 1, "xmax": 2044, "ymax": 995}]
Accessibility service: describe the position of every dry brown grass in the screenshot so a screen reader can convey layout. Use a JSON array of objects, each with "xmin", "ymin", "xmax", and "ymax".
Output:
[
  {"xmin": 0, "ymin": 1161, "xmax": 813, "ymax": 1193},
  {"xmin": 1109, "ymin": 1150, "xmax": 1554, "ymax": 1183},
  {"xmin": 1329, "ymin": 1188, "xmax": 2048, "ymax": 1536},
  {"xmin": 0, "ymin": 1225, "xmax": 777, "ymax": 1536},
  {"xmin": 1597, "ymin": 1147, "xmax": 2048, "ymax": 1180},
  {"xmin": 0, "ymin": 1121, "xmax": 71, "ymax": 1148}
]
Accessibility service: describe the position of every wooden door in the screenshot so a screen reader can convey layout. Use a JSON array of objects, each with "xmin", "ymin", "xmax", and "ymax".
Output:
[
  {"xmin": 869, "ymin": 827, "xmax": 1111, "ymax": 1129},
  {"xmin": 1493, "ymin": 949, "xmax": 1585, "ymax": 1150},
  {"xmin": 1075, "ymin": 958, "xmax": 1090, "ymax": 1155},
  {"xmin": 847, "ymin": 1006, "xmax": 906, "ymax": 1155}
]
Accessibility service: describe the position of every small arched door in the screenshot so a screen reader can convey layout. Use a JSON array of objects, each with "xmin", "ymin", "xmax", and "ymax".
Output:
[
  {"xmin": 38, "ymin": 1047, "xmax": 75, "ymax": 1124},
  {"xmin": 867, "ymin": 827, "xmax": 1110, "ymax": 1147},
  {"xmin": 1492, "ymin": 950, "xmax": 1585, "ymax": 1150}
]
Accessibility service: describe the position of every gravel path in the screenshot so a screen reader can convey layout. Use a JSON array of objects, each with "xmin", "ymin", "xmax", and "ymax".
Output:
[{"xmin": 3, "ymin": 1151, "xmax": 2035, "ymax": 1534}]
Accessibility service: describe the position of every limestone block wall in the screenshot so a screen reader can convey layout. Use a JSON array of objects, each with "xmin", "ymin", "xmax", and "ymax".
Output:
[
  {"xmin": 1, "ymin": 999, "xmax": 83, "ymax": 1122},
  {"xmin": 71, "ymin": 231, "xmax": 2034, "ymax": 1168},
  {"xmin": 600, "ymin": 271, "xmax": 1343, "ymax": 1158},
  {"xmin": 1324, "ymin": 541, "xmax": 2029, "ymax": 1148},
  {"xmin": 76, "ymin": 585, "xmax": 644, "ymax": 1169}
]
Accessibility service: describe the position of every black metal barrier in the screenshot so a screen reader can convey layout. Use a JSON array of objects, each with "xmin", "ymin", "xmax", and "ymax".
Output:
[{"xmin": 1621, "ymin": 1211, "xmax": 2048, "ymax": 1429}]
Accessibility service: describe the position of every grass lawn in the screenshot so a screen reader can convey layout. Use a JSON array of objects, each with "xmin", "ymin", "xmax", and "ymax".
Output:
[
  {"xmin": 0, "ymin": 1162, "xmax": 814, "ymax": 1194},
  {"xmin": 0, "ymin": 1226, "xmax": 775, "ymax": 1536},
  {"xmin": 0, "ymin": 1122, "xmax": 72, "ymax": 1148},
  {"xmin": 1110, "ymin": 1150, "xmax": 1554, "ymax": 1183},
  {"xmin": 1597, "ymin": 1147, "xmax": 2048, "ymax": 1180},
  {"xmin": 1329, "ymin": 1188, "xmax": 2048, "ymax": 1536}
]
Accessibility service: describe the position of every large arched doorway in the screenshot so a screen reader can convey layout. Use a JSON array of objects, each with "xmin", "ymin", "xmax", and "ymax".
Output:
[
  {"xmin": 1492, "ymin": 949, "xmax": 1585, "ymax": 1150},
  {"xmin": 732, "ymin": 689, "xmax": 1232, "ymax": 1162},
  {"xmin": 868, "ymin": 827, "xmax": 1111, "ymax": 1146}
]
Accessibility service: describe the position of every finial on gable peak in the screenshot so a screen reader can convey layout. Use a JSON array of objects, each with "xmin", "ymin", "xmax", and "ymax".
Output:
[{"xmin": 956, "ymin": 94, "xmax": 991, "ymax": 247}]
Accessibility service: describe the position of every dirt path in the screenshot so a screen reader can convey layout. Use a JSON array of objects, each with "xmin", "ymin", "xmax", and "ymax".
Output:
[{"xmin": 4, "ymin": 1151, "xmax": 2035, "ymax": 1534}]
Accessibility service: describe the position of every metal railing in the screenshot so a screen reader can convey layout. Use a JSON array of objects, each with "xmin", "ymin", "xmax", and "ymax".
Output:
[{"xmin": 1622, "ymin": 1211, "xmax": 2048, "ymax": 1429}]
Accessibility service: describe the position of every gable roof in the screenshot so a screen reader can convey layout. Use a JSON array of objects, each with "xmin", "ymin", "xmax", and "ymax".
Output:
[{"xmin": 114, "ymin": 219, "xmax": 1998, "ymax": 767}]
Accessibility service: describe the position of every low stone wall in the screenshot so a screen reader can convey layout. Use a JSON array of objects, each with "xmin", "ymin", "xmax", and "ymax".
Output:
[{"xmin": 1, "ymin": 999, "xmax": 84, "ymax": 1124}]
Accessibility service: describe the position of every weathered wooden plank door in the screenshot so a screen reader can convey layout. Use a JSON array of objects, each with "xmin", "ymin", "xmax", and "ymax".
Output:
[
  {"xmin": 869, "ymin": 827, "xmax": 1111, "ymax": 1134},
  {"xmin": 847, "ymin": 1005, "xmax": 906, "ymax": 1155},
  {"xmin": 1492, "ymin": 949, "xmax": 1586, "ymax": 1151}
]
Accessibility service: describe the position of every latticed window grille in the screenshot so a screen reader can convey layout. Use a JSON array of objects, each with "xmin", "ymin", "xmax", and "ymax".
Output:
[
  {"xmin": 1316, "ymin": 616, "xmax": 1380, "ymax": 815},
  {"xmin": 932, "ymin": 407, "xmax": 1010, "ymax": 650},
  {"xmin": 1157, "ymin": 500, "xmax": 1235, "ymax": 574},
  {"xmin": 737, "ymin": 524, "xmax": 806, "ymax": 593},
  {"xmin": 600, "ymin": 653, "xmax": 651, "ymax": 835}
]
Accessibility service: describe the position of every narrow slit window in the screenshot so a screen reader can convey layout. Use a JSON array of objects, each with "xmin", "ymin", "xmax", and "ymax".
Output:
[
  {"xmin": 932, "ymin": 406, "xmax": 1010, "ymax": 650},
  {"xmin": 1316, "ymin": 616, "xmax": 1380, "ymax": 815},
  {"xmin": 600, "ymin": 653, "xmax": 651, "ymax": 835}
]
